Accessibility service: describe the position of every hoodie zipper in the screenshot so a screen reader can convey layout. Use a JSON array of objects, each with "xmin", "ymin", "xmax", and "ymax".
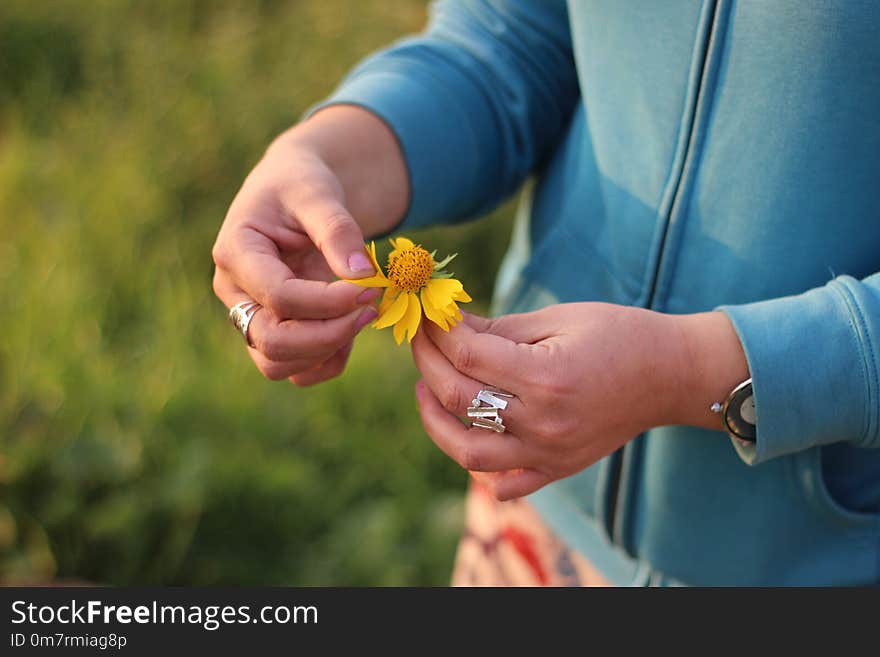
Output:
[{"xmin": 604, "ymin": 0, "xmax": 724, "ymax": 548}]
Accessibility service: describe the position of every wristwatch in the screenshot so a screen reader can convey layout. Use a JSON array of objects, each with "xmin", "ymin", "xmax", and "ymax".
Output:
[{"xmin": 711, "ymin": 378, "xmax": 756, "ymax": 442}]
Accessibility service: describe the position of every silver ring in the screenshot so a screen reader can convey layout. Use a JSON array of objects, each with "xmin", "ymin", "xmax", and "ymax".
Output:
[
  {"xmin": 467, "ymin": 386, "xmax": 514, "ymax": 433},
  {"xmin": 228, "ymin": 300, "xmax": 262, "ymax": 347}
]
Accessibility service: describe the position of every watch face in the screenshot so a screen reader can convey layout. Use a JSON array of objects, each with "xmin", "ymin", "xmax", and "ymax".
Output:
[
  {"xmin": 724, "ymin": 382, "xmax": 757, "ymax": 441},
  {"xmin": 740, "ymin": 394, "xmax": 756, "ymax": 425}
]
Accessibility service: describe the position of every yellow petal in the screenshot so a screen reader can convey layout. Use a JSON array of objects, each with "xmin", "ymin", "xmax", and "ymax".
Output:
[
  {"xmin": 393, "ymin": 316, "xmax": 406, "ymax": 345},
  {"xmin": 343, "ymin": 274, "xmax": 390, "ymax": 288},
  {"xmin": 388, "ymin": 236, "xmax": 415, "ymax": 256},
  {"xmin": 399, "ymin": 291, "xmax": 422, "ymax": 343},
  {"xmin": 422, "ymin": 282, "xmax": 440, "ymax": 310},
  {"xmin": 367, "ymin": 241, "xmax": 382, "ymax": 273},
  {"xmin": 378, "ymin": 286, "xmax": 400, "ymax": 314},
  {"xmin": 442, "ymin": 301, "xmax": 463, "ymax": 322},
  {"xmin": 374, "ymin": 290, "xmax": 410, "ymax": 329},
  {"xmin": 430, "ymin": 277, "xmax": 463, "ymax": 293},
  {"xmin": 438, "ymin": 301, "xmax": 457, "ymax": 318},
  {"xmin": 425, "ymin": 277, "xmax": 463, "ymax": 307},
  {"xmin": 453, "ymin": 287, "xmax": 472, "ymax": 303},
  {"xmin": 421, "ymin": 287, "xmax": 449, "ymax": 331},
  {"xmin": 424, "ymin": 279, "xmax": 451, "ymax": 309}
]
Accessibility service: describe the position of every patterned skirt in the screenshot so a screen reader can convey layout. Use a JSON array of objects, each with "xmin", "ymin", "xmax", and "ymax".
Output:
[{"xmin": 451, "ymin": 479, "xmax": 610, "ymax": 587}]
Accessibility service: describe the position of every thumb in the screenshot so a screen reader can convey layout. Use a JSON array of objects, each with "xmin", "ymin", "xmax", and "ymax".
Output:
[
  {"xmin": 297, "ymin": 198, "xmax": 374, "ymax": 279},
  {"xmin": 461, "ymin": 310, "xmax": 556, "ymax": 344}
]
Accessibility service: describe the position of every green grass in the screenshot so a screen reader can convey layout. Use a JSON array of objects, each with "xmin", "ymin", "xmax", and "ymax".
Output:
[{"xmin": 0, "ymin": 0, "xmax": 514, "ymax": 585}]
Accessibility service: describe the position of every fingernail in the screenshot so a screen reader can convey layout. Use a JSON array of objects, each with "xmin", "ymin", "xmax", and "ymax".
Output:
[
  {"xmin": 348, "ymin": 251, "xmax": 374, "ymax": 274},
  {"xmin": 355, "ymin": 307, "xmax": 378, "ymax": 331},
  {"xmin": 356, "ymin": 288, "xmax": 381, "ymax": 304}
]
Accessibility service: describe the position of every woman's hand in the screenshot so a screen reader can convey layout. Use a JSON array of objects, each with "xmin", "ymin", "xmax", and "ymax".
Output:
[
  {"xmin": 412, "ymin": 303, "xmax": 748, "ymax": 500},
  {"xmin": 212, "ymin": 106, "xmax": 408, "ymax": 385}
]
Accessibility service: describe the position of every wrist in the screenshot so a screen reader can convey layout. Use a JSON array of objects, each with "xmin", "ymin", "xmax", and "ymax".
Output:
[
  {"xmin": 272, "ymin": 106, "xmax": 409, "ymax": 236},
  {"xmin": 622, "ymin": 308, "xmax": 696, "ymax": 431},
  {"xmin": 668, "ymin": 311, "xmax": 750, "ymax": 430}
]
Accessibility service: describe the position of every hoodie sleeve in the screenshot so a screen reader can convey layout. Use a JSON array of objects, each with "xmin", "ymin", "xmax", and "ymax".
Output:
[
  {"xmin": 309, "ymin": 0, "xmax": 579, "ymax": 229},
  {"xmin": 719, "ymin": 273, "xmax": 880, "ymax": 465}
]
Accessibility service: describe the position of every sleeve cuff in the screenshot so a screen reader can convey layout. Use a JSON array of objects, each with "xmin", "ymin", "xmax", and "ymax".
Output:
[
  {"xmin": 718, "ymin": 276, "xmax": 880, "ymax": 465},
  {"xmin": 308, "ymin": 66, "xmax": 498, "ymax": 231}
]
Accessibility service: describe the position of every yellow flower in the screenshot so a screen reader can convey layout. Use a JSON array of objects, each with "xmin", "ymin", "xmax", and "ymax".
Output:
[{"xmin": 345, "ymin": 237, "xmax": 472, "ymax": 344}]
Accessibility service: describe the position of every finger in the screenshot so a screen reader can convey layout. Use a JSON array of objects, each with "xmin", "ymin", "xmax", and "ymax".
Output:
[
  {"xmin": 415, "ymin": 380, "xmax": 533, "ymax": 472},
  {"xmin": 247, "ymin": 348, "xmax": 324, "ymax": 381},
  {"xmin": 215, "ymin": 273, "xmax": 330, "ymax": 377},
  {"xmin": 214, "ymin": 270, "xmax": 379, "ymax": 357},
  {"xmin": 423, "ymin": 318, "xmax": 534, "ymax": 392},
  {"xmin": 249, "ymin": 305, "xmax": 377, "ymax": 362},
  {"xmin": 289, "ymin": 341, "xmax": 353, "ymax": 387},
  {"xmin": 290, "ymin": 197, "xmax": 376, "ymax": 280},
  {"xmin": 469, "ymin": 469, "xmax": 551, "ymax": 502},
  {"xmin": 461, "ymin": 310, "xmax": 556, "ymax": 344},
  {"xmin": 411, "ymin": 331, "xmax": 526, "ymax": 433},
  {"xmin": 214, "ymin": 231, "xmax": 379, "ymax": 320},
  {"xmin": 459, "ymin": 311, "xmax": 493, "ymax": 333}
]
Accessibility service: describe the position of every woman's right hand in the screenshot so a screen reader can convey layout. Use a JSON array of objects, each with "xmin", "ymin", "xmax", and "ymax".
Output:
[{"xmin": 211, "ymin": 106, "xmax": 409, "ymax": 386}]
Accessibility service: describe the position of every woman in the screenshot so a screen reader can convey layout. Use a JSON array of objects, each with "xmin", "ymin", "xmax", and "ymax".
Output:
[{"xmin": 212, "ymin": 1, "xmax": 880, "ymax": 585}]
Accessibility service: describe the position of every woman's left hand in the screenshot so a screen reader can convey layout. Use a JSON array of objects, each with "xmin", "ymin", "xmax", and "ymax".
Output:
[{"xmin": 411, "ymin": 302, "xmax": 746, "ymax": 500}]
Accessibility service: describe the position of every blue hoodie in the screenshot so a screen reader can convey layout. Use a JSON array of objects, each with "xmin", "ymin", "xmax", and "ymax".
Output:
[{"xmin": 317, "ymin": 0, "xmax": 880, "ymax": 585}]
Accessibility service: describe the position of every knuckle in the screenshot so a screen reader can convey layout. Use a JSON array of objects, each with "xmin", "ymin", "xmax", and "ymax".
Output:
[
  {"xmin": 264, "ymin": 285, "xmax": 288, "ymax": 317},
  {"xmin": 256, "ymin": 360, "xmax": 289, "ymax": 382},
  {"xmin": 256, "ymin": 332, "xmax": 286, "ymax": 362},
  {"xmin": 211, "ymin": 240, "xmax": 230, "ymax": 268},
  {"xmin": 459, "ymin": 446, "xmax": 485, "ymax": 472},
  {"xmin": 211, "ymin": 270, "xmax": 225, "ymax": 300},
  {"xmin": 437, "ymin": 381, "xmax": 465, "ymax": 413},
  {"xmin": 449, "ymin": 341, "xmax": 474, "ymax": 373},
  {"xmin": 317, "ymin": 211, "xmax": 355, "ymax": 246}
]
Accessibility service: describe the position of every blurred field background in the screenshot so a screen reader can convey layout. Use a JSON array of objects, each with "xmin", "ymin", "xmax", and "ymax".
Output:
[{"xmin": 0, "ymin": 0, "xmax": 515, "ymax": 585}]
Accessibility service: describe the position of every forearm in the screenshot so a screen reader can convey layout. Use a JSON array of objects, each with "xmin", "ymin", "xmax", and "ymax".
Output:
[{"xmin": 270, "ymin": 105, "xmax": 409, "ymax": 237}]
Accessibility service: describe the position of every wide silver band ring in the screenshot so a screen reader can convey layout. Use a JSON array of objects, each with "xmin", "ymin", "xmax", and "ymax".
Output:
[
  {"xmin": 467, "ymin": 386, "xmax": 514, "ymax": 433},
  {"xmin": 228, "ymin": 300, "xmax": 262, "ymax": 347}
]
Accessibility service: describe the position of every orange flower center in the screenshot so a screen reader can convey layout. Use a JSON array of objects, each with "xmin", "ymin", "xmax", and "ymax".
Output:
[{"xmin": 387, "ymin": 245, "xmax": 434, "ymax": 293}]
